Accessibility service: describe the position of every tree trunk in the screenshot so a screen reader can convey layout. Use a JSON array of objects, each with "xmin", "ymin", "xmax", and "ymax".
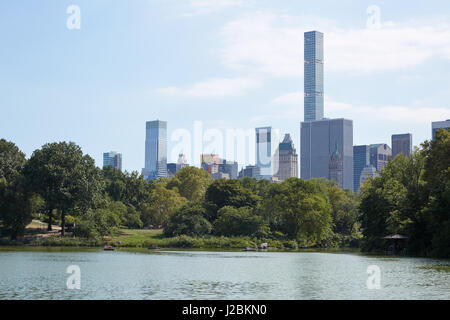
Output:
[
  {"xmin": 47, "ymin": 209, "xmax": 53, "ymax": 231},
  {"xmin": 10, "ymin": 231, "xmax": 17, "ymax": 241},
  {"xmin": 61, "ymin": 211, "xmax": 65, "ymax": 237}
]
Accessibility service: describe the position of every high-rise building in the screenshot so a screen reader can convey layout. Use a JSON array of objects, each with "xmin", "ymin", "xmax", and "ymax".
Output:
[
  {"xmin": 142, "ymin": 120, "xmax": 167, "ymax": 180},
  {"xmin": 276, "ymin": 134, "xmax": 298, "ymax": 182},
  {"xmin": 219, "ymin": 160, "xmax": 239, "ymax": 180},
  {"xmin": 238, "ymin": 165, "xmax": 261, "ymax": 179},
  {"xmin": 255, "ymin": 127, "xmax": 278, "ymax": 180},
  {"xmin": 432, "ymin": 120, "xmax": 450, "ymax": 140},
  {"xmin": 176, "ymin": 153, "xmax": 189, "ymax": 172},
  {"xmin": 200, "ymin": 154, "xmax": 221, "ymax": 176},
  {"xmin": 201, "ymin": 154, "xmax": 238, "ymax": 180},
  {"xmin": 370, "ymin": 144, "xmax": 392, "ymax": 172},
  {"xmin": 300, "ymin": 30, "xmax": 354, "ymax": 190},
  {"xmin": 353, "ymin": 145, "xmax": 370, "ymax": 193},
  {"xmin": 301, "ymin": 118, "xmax": 353, "ymax": 190},
  {"xmin": 304, "ymin": 31, "xmax": 324, "ymax": 122},
  {"xmin": 392, "ymin": 133, "xmax": 413, "ymax": 158},
  {"xmin": 167, "ymin": 163, "xmax": 177, "ymax": 178},
  {"xmin": 103, "ymin": 151, "xmax": 122, "ymax": 171}
]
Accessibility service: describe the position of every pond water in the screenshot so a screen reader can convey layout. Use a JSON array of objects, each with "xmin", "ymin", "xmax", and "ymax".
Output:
[{"xmin": 0, "ymin": 247, "xmax": 449, "ymax": 300}]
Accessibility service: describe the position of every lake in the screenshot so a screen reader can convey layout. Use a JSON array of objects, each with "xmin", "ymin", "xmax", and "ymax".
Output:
[{"xmin": 0, "ymin": 247, "xmax": 449, "ymax": 300}]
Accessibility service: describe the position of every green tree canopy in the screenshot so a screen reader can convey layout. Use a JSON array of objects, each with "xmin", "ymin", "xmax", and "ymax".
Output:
[
  {"xmin": 213, "ymin": 206, "xmax": 268, "ymax": 237},
  {"xmin": 164, "ymin": 203, "xmax": 212, "ymax": 237},
  {"xmin": 167, "ymin": 166, "xmax": 211, "ymax": 202},
  {"xmin": 262, "ymin": 178, "xmax": 332, "ymax": 245},
  {"xmin": 23, "ymin": 142, "xmax": 104, "ymax": 235}
]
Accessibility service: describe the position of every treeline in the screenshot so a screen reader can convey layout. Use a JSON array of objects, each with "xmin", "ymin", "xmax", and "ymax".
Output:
[
  {"xmin": 0, "ymin": 139, "xmax": 360, "ymax": 247},
  {"xmin": 360, "ymin": 129, "xmax": 450, "ymax": 258},
  {"xmin": 0, "ymin": 130, "xmax": 449, "ymax": 257}
]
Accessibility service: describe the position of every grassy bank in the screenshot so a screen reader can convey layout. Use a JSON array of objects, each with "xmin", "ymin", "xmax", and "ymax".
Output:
[{"xmin": 0, "ymin": 228, "xmax": 318, "ymax": 250}]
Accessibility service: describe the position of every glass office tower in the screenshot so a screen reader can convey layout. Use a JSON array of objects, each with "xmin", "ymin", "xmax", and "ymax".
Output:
[
  {"xmin": 304, "ymin": 31, "xmax": 324, "ymax": 122},
  {"xmin": 353, "ymin": 145, "xmax": 370, "ymax": 192},
  {"xmin": 103, "ymin": 151, "xmax": 122, "ymax": 171},
  {"xmin": 142, "ymin": 120, "xmax": 167, "ymax": 180},
  {"xmin": 300, "ymin": 118, "xmax": 353, "ymax": 190},
  {"xmin": 256, "ymin": 127, "xmax": 278, "ymax": 180},
  {"xmin": 392, "ymin": 133, "xmax": 413, "ymax": 158},
  {"xmin": 432, "ymin": 120, "xmax": 450, "ymax": 140}
]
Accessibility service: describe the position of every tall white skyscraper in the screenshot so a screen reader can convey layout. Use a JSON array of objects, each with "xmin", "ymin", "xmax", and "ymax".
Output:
[
  {"xmin": 142, "ymin": 120, "xmax": 167, "ymax": 180},
  {"xmin": 304, "ymin": 31, "xmax": 324, "ymax": 122}
]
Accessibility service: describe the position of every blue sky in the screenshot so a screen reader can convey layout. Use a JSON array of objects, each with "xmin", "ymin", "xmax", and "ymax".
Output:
[{"xmin": 1, "ymin": 0, "xmax": 450, "ymax": 172}]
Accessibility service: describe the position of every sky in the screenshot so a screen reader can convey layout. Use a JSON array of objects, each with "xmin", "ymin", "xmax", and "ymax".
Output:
[{"xmin": 1, "ymin": 0, "xmax": 450, "ymax": 172}]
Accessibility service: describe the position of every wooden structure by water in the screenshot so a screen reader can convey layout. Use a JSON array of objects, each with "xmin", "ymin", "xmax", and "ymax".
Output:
[{"xmin": 384, "ymin": 234, "xmax": 408, "ymax": 255}]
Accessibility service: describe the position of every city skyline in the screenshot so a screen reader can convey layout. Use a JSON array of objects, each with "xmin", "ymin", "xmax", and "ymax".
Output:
[{"xmin": 1, "ymin": 2, "xmax": 450, "ymax": 173}]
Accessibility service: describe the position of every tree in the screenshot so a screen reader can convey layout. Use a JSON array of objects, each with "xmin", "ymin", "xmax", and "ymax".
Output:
[
  {"xmin": 262, "ymin": 178, "xmax": 332, "ymax": 245},
  {"xmin": 205, "ymin": 179, "xmax": 260, "ymax": 210},
  {"xmin": 141, "ymin": 182, "xmax": 187, "ymax": 227},
  {"xmin": 164, "ymin": 203, "xmax": 212, "ymax": 237},
  {"xmin": 23, "ymin": 142, "xmax": 104, "ymax": 235},
  {"xmin": 420, "ymin": 130, "xmax": 450, "ymax": 257},
  {"xmin": 358, "ymin": 149, "xmax": 427, "ymax": 253},
  {"xmin": 0, "ymin": 140, "xmax": 33, "ymax": 240},
  {"xmin": 167, "ymin": 167, "xmax": 210, "ymax": 202},
  {"xmin": 0, "ymin": 139, "xmax": 26, "ymax": 182},
  {"xmin": 213, "ymin": 206, "xmax": 268, "ymax": 237}
]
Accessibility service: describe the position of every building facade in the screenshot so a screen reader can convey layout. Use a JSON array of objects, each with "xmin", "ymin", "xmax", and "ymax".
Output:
[
  {"xmin": 392, "ymin": 133, "xmax": 413, "ymax": 158},
  {"xmin": 200, "ymin": 154, "xmax": 221, "ymax": 176},
  {"xmin": 300, "ymin": 118, "xmax": 353, "ymax": 190},
  {"xmin": 256, "ymin": 127, "xmax": 278, "ymax": 180},
  {"xmin": 304, "ymin": 31, "xmax": 324, "ymax": 122},
  {"xmin": 353, "ymin": 145, "xmax": 370, "ymax": 192},
  {"xmin": 142, "ymin": 120, "xmax": 167, "ymax": 180},
  {"xmin": 276, "ymin": 134, "xmax": 298, "ymax": 182},
  {"xmin": 219, "ymin": 160, "xmax": 239, "ymax": 180},
  {"xmin": 238, "ymin": 165, "xmax": 261, "ymax": 179},
  {"xmin": 432, "ymin": 120, "xmax": 450, "ymax": 140},
  {"xmin": 103, "ymin": 151, "xmax": 122, "ymax": 171},
  {"xmin": 370, "ymin": 144, "xmax": 392, "ymax": 172},
  {"xmin": 176, "ymin": 153, "xmax": 189, "ymax": 172},
  {"xmin": 167, "ymin": 163, "xmax": 177, "ymax": 178}
]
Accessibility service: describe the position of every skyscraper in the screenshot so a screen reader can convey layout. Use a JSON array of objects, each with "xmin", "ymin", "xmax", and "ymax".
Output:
[
  {"xmin": 304, "ymin": 31, "xmax": 324, "ymax": 122},
  {"xmin": 238, "ymin": 165, "xmax": 261, "ymax": 179},
  {"xmin": 142, "ymin": 120, "xmax": 167, "ymax": 180},
  {"xmin": 370, "ymin": 144, "xmax": 392, "ymax": 172},
  {"xmin": 103, "ymin": 151, "xmax": 122, "ymax": 171},
  {"xmin": 392, "ymin": 133, "xmax": 413, "ymax": 158},
  {"xmin": 256, "ymin": 127, "xmax": 278, "ymax": 180},
  {"xmin": 276, "ymin": 134, "xmax": 298, "ymax": 182},
  {"xmin": 176, "ymin": 153, "xmax": 189, "ymax": 172},
  {"xmin": 301, "ymin": 119, "xmax": 353, "ymax": 190},
  {"xmin": 353, "ymin": 145, "xmax": 370, "ymax": 192},
  {"xmin": 300, "ymin": 31, "xmax": 353, "ymax": 190},
  {"xmin": 219, "ymin": 160, "xmax": 239, "ymax": 180},
  {"xmin": 432, "ymin": 120, "xmax": 450, "ymax": 140}
]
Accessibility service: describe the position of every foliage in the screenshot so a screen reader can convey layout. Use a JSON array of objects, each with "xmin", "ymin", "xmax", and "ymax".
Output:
[
  {"xmin": 213, "ymin": 206, "xmax": 269, "ymax": 237},
  {"xmin": 262, "ymin": 178, "xmax": 332, "ymax": 245},
  {"xmin": 164, "ymin": 203, "xmax": 212, "ymax": 237},
  {"xmin": 167, "ymin": 167, "xmax": 210, "ymax": 202},
  {"xmin": 141, "ymin": 182, "xmax": 187, "ymax": 227},
  {"xmin": 359, "ymin": 130, "xmax": 450, "ymax": 258}
]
